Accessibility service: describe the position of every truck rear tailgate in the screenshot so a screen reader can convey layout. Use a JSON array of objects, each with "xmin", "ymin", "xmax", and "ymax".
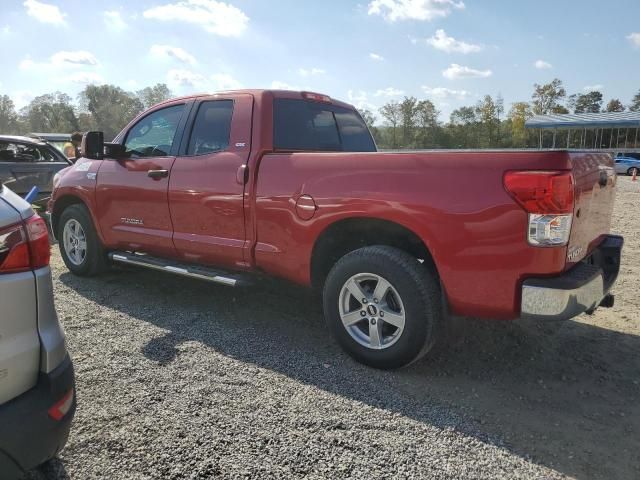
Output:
[{"xmin": 566, "ymin": 152, "xmax": 616, "ymax": 267}]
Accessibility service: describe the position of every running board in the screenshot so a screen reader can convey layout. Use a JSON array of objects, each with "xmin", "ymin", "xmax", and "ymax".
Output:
[{"xmin": 108, "ymin": 252, "xmax": 250, "ymax": 287}]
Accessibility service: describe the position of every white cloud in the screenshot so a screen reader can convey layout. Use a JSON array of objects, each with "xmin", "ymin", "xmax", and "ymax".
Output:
[
  {"xmin": 143, "ymin": 0, "xmax": 249, "ymax": 37},
  {"xmin": 23, "ymin": 0, "xmax": 66, "ymax": 26},
  {"xmin": 369, "ymin": 53, "xmax": 384, "ymax": 61},
  {"xmin": 347, "ymin": 90, "xmax": 377, "ymax": 110},
  {"xmin": 51, "ymin": 50, "xmax": 98, "ymax": 66},
  {"xmin": 374, "ymin": 87, "xmax": 405, "ymax": 97},
  {"xmin": 103, "ymin": 10, "xmax": 127, "ymax": 32},
  {"xmin": 167, "ymin": 68, "xmax": 207, "ymax": 88},
  {"xmin": 211, "ymin": 73, "xmax": 242, "ymax": 90},
  {"xmin": 298, "ymin": 67, "xmax": 325, "ymax": 77},
  {"xmin": 442, "ymin": 63, "xmax": 492, "ymax": 79},
  {"xmin": 422, "ymin": 85, "xmax": 471, "ymax": 100},
  {"xmin": 12, "ymin": 91, "xmax": 35, "ymax": 110},
  {"xmin": 368, "ymin": 0, "xmax": 464, "ymax": 22},
  {"xmin": 150, "ymin": 45, "xmax": 197, "ymax": 65},
  {"xmin": 67, "ymin": 72, "xmax": 105, "ymax": 85},
  {"xmin": 426, "ymin": 29, "xmax": 481, "ymax": 54},
  {"xmin": 534, "ymin": 59, "xmax": 552, "ymax": 69},
  {"xmin": 271, "ymin": 80, "xmax": 301, "ymax": 90},
  {"xmin": 19, "ymin": 51, "xmax": 99, "ymax": 71},
  {"xmin": 1, "ymin": 25, "xmax": 10, "ymax": 35},
  {"xmin": 627, "ymin": 32, "xmax": 640, "ymax": 48},
  {"xmin": 583, "ymin": 84, "xmax": 603, "ymax": 91}
]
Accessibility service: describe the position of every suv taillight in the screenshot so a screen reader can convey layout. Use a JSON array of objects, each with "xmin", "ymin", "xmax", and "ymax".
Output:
[
  {"xmin": 504, "ymin": 171, "xmax": 574, "ymax": 247},
  {"xmin": 0, "ymin": 215, "xmax": 50, "ymax": 273}
]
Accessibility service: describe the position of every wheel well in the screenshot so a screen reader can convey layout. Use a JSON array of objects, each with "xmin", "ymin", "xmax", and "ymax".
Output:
[
  {"xmin": 310, "ymin": 218, "xmax": 433, "ymax": 289},
  {"xmin": 51, "ymin": 195, "xmax": 86, "ymax": 235}
]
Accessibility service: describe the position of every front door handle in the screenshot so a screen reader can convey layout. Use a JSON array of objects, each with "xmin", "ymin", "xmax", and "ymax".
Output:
[{"xmin": 148, "ymin": 169, "xmax": 169, "ymax": 179}]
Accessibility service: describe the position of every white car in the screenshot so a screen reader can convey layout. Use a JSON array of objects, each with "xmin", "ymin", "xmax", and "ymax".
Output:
[
  {"xmin": 0, "ymin": 185, "xmax": 75, "ymax": 478},
  {"xmin": 614, "ymin": 153, "xmax": 640, "ymax": 176}
]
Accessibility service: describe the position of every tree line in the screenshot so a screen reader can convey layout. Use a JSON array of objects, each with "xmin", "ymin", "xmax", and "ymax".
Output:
[
  {"xmin": 0, "ymin": 78, "xmax": 639, "ymax": 149},
  {"xmin": 0, "ymin": 83, "xmax": 173, "ymax": 141},
  {"xmin": 361, "ymin": 79, "xmax": 640, "ymax": 149}
]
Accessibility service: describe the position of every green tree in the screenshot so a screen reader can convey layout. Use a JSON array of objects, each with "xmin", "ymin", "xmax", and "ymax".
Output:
[
  {"xmin": 629, "ymin": 90, "xmax": 640, "ymax": 112},
  {"xmin": 0, "ymin": 95, "xmax": 18, "ymax": 133},
  {"xmin": 531, "ymin": 78, "xmax": 566, "ymax": 115},
  {"xmin": 79, "ymin": 84, "xmax": 144, "ymax": 140},
  {"xmin": 379, "ymin": 101, "xmax": 401, "ymax": 149},
  {"xmin": 475, "ymin": 95, "xmax": 500, "ymax": 147},
  {"xmin": 415, "ymin": 99, "xmax": 439, "ymax": 148},
  {"xmin": 605, "ymin": 99, "xmax": 625, "ymax": 112},
  {"xmin": 508, "ymin": 102, "xmax": 533, "ymax": 147},
  {"xmin": 448, "ymin": 106, "xmax": 478, "ymax": 148},
  {"xmin": 569, "ymin": 91, "xmax": 603, "ymax": 113},
  {"xmin": 398, "ymin": 96, "xmax": 418, "ymax": 148},
  {"xmin": 20, "ymin": 92, "xmax": 78, "ymax": 133},
  {"xmin": 137, "ymin": 83, "xmax": 173, "ymax": 109}
]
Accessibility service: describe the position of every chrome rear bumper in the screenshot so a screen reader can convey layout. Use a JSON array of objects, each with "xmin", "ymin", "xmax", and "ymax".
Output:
[{"xmin": 520, "ymin": 235, "xmax": 623, "ymax": 321}]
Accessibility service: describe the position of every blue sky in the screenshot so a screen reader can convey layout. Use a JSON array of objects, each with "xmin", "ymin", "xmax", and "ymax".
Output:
[{"xmin": 1, "ymin": 0, "xmax": 639, "ymax": 121}]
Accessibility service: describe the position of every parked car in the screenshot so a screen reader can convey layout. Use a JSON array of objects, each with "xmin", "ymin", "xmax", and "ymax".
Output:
[
  {"xmin": 49, "ymin": 90, "xmax": 622, "ymax": 369},
  {"xmin": 0, "ymin": 185, "xmax": 75, "ymax": 478},
  {"xmin": 0, "ymin": 135, "xmax": 72, "ymax": 206},
  {"xmin": 614, "ymin": 152, "xmax": 640, "ymax": 175},
  {"xmin": 29, "ymin": 133, "xmax": 73, "ymax": 159}
]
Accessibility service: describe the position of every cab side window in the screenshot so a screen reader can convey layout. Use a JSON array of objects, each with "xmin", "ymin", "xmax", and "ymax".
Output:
[
  {"xmin": 0, "ymin": 142, "xmax": 55, "ymax": 162},
  {"xmin": 187, "ymin": 100, "xmax": 234, "ymax": 155},
  {"xmin": 124, "ymin": 104, "xmax": 185, "ymax": 158}
]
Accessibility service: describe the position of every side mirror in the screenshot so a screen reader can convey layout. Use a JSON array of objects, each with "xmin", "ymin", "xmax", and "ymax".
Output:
[
  {"xmin": 82, "ymin": 131, "xmax": 104, "ymax": 159},
  {"xmin": 104, "ymin": 142, "xmax": 126, "ymax": 159}
]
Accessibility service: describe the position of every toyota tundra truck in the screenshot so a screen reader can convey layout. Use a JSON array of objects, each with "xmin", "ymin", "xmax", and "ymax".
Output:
[{"xmin": 48, "ymin": 90, "xmax": 623, "ymax": 369}]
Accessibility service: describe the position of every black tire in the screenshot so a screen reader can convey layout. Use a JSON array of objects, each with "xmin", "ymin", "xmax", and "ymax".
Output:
[
  {"xmin": 57, "ymin": 204, "xmax": 109, "ymax": 276},
  {"xmin": 627, "ymin": 167, "xmax": 638, "ymax": 176},
  {"xmin": 323, "ymin": 245, "xmax": 443, "ymax": 369}
]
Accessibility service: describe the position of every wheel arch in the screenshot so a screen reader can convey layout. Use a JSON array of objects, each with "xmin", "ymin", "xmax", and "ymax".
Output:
[
  {"xmin": 310, "ymin": 216, "xmax": 439, "ymax": 290},
  {"xmin": 51, "ymin": 195, "xmax": 90, "ymax": 238}
]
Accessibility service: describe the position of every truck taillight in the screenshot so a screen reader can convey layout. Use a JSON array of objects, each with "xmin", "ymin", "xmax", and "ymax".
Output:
[
  {"xmin": 301, "ymin": 91, "xmax": 332, "ymax": 103},
  {"xmin": 0, "ymin": 215, "xmax": 50, "ymax": 273},
  {"xmin": 504, "ymin": 171, "xmax": 574, "ymax": 247}
]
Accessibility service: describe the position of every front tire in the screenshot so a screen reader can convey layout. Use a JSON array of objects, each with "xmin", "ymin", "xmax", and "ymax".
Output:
[
  {"xmin": 628, "ymin": 167, "xmax": 638, "ymax": 176},
  {"xmin": 58, "ymin": 204, "xmax": 108, "ymax": 276},
  {"xmin": 323, "ymin": 246, "xmax": 443, "ymax": 369}
]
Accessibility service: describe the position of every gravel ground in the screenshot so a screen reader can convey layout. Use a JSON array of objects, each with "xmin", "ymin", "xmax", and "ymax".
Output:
[{"xmin": 28, "ymin": 176, "xmax": 640, "ymax": 480}]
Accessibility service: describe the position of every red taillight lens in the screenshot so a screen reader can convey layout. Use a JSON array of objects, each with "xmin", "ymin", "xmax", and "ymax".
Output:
[
  {"xmin": 25, "ymin": 215, "xmax": 50, "ymax": 269},
  {"xmin": 0, "ymin": 215, "xmax": 50, "ymax": 274},
  {"xmin": 48, "ymin": 388, "xmax": 74, "ymax": 421},
  {"xmin": 301, "ymin": 91, "xmax": 332, "ymax": 103},
  {"xmin": 503, "ymin": 171, "xmax": 574, "ymax": 214}
]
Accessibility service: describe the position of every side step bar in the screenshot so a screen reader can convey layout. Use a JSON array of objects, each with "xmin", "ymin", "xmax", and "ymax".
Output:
[{"xmin": 108, "ymin": 251, "xmax": 250, "ymax": 287}]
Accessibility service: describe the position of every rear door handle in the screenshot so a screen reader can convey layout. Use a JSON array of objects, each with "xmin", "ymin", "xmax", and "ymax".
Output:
[{"xmin": 147, "ymin": 169, "xmax": 169, "ymax": 179}]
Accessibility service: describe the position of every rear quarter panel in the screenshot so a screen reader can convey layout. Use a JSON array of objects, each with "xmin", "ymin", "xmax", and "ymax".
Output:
[{"xmin": 254, "ymin": 150, "xmax": 575, "ymax": 319}]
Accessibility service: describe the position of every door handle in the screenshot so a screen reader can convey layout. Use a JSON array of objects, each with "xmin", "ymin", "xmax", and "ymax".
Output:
[{"xmin": 147, "ymin": 169, "xmax": 169, "ymax": 179}]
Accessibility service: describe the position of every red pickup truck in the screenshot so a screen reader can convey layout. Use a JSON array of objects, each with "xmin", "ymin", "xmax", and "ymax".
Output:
[{"xmin": 49, "ymin": 90, "xmax": 623, "ymax": 369}]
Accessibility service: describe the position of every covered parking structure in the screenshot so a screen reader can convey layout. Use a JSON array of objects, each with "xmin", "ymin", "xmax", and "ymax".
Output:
[{"xmin": 525, "ymin": 111, "xmax": 640, "ymax": 152}]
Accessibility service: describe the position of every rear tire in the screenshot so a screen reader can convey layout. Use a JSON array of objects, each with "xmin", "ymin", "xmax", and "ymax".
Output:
[
  {"xmin": 58, "ymin": 204, "xmax": 109, "ymax": 276},
  {"xmin": 323, "ymin": 245, "xmax": 443, "ymax": 369},
  {"xmin": 628, "ymin": 167, "xmax": 638, "ymax": 176}
]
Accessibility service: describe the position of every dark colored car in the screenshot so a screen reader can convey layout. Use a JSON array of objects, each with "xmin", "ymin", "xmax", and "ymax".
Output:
[
  {"xmin": 0, "ymin": 135, "xmax": 72, "ymax": 205},
  {"xmin": 29, "ymin": 133, "xmax": 73, "ymax": 159}
]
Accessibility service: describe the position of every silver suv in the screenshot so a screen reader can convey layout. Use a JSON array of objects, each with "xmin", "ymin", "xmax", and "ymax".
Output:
[{"xmin": 0, "ymin": 185, "xmax": 75, "ymax": 478}]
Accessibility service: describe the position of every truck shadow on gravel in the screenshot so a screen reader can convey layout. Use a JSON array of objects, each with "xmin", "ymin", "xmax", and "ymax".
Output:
[{"xmin": 60, "ymin": 268, "xmax": 640, "ymax": 480}]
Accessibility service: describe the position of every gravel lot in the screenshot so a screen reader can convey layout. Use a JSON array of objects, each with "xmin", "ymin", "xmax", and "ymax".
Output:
[{"xmin": 29, "ymin": 176, "xmax": 639, "ymax": 480}]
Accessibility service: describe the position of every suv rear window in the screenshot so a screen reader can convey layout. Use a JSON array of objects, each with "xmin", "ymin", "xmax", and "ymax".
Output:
[{"xmin": 273, "ymin": 99, "xmax": 376, "ymax": 152}]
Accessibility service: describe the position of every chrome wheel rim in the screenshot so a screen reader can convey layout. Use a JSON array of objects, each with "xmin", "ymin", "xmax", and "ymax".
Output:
[
  {"xmin": 339, "ymin": 273, "xmax": 406, "ymax": 350},
  {"xmin": 62, "ymin": 219, "xmax": 87, "ymax": 266}
]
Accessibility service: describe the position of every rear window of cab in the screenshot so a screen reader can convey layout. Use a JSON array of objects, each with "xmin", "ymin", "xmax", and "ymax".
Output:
[{"xmin": 273, "ymin": 98, "xmax": 376, "ymax": 152}]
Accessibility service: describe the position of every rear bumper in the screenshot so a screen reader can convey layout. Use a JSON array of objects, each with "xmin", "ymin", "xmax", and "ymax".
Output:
[
  {"xmin": 0, "ymin": 355, "xmax": 75, "ymax": 479},
  {"xmin": 520, "ymin": 235, "xmax": 623, "ymax": 321}
]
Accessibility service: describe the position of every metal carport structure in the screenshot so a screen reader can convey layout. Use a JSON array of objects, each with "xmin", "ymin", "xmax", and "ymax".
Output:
[{"xmin": 525, "ymin": 111, "xmax": 640, "ymax": 151}]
